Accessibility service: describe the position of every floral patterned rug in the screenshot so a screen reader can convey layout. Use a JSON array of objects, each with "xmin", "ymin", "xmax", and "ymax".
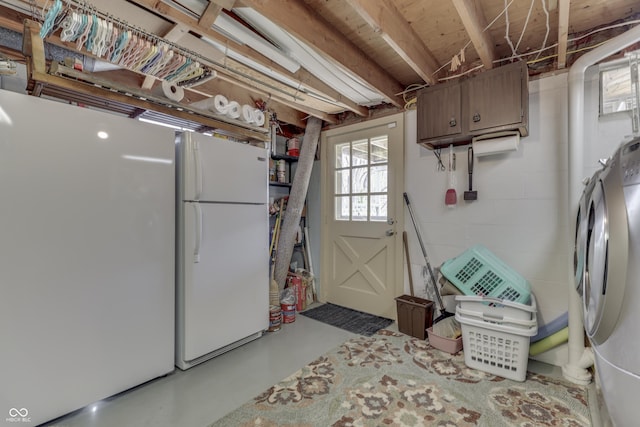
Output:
[{"xmin": 211, "ymin": 330, "xmax": 591, "ymax": 427}]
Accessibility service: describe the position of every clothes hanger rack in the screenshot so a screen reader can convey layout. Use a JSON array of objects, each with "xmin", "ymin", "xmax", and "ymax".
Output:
[{"xmin": 37, "ymin": 0, "xmax": 214, "ymax": 87}]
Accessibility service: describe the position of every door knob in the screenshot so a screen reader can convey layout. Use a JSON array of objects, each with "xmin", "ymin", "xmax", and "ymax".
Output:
[
  {"xmin": 387, "ymin": 218, "xmax": 396, "ymax": 225},
  {"xmin": 386, "ymin": 229, "xmax": 396, "ymax": 236}
]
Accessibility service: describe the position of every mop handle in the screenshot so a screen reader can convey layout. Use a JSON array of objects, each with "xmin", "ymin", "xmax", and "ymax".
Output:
[{"xmin": 403, "ymin": 192, "xmax": 446, "ymax": 311}]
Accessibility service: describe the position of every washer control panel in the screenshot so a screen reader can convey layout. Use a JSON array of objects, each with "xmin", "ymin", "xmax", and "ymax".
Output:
[{"xmin": 622, "ymin": 138, "xmax": 640, "ymax": 186}]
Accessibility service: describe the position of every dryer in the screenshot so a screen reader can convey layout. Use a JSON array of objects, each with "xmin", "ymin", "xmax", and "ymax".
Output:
[
  {"xmin": 583, "ymin": 137, "xmax": 640, "ymax": 426},
  {"xmin": 574, "ymin": 168, "xmax": 601, "ymax": 296}
]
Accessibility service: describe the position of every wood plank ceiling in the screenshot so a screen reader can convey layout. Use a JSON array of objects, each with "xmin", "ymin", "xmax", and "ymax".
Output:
[{"xmin": 0, "ymin": 0, "xmax": 639, "ymax": 131}]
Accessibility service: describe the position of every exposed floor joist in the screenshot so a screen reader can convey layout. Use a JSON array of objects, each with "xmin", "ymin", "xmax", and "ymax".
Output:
[
  {"xmin": 23, "ymin": 0, "xmax": 340, "ymax": 123},
  {"xmin": 0, "ymin": 5, "xmax": 313, "ymax": 129},
  {"xmin": 127, "ymin": 0, "xmax": 367, "ymax": 117},
  {"xmin": 346, "ymin": 0, "xmax": 439, "ymax": 85},
  {"xmin": 557, "ymin": 0, "xmax": 571, "ymax": 69},
  {"xmin": 198, "ymin": 0, "xmax": 235, "ymax": 29},
  {"xmin": 240, "ymin": 0, "xmax": 405, "ymax": 108},
  {"xmin": 451, "ymin": 0, "xmax": 497, "ymax": 69},
  {"xmin": 4, "ymin": 0, "xmax": 354, "ymax": 122}
]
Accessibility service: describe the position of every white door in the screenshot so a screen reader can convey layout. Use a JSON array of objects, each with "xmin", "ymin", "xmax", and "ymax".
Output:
[
  {"xmin": 321, "ymin": 113, "xmax": 404, "ymax": 319},
  {"xmin": 180, "ymin": 132, "xmax": 268, "ymax": 203},
  {"xmin": 180, "ymin": 202, "xmax": 268, "ymax": 362}
]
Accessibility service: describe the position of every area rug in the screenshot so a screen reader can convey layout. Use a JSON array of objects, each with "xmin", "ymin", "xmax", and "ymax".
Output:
[
  {"xmin": 299, "ymin": 303, "xmax": 394, "ymax": 336},
  {"xmin": 211, "ymin": 330, "xmax": 591, "ymax": 427}
]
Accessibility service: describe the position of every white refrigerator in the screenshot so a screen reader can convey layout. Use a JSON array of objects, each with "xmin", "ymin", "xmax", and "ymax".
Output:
[
  {"xmin": 176, "ymin": 132, "xmax": 269, "ymax": 370},
  {"xmin": 0, "ymin": 90, "xmax": 176, "ymax": 425}
]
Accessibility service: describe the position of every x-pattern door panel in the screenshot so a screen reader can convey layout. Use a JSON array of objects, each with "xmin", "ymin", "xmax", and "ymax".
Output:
[{"xmin": 322, "ymin": 114, "xmax": 404, "ymax": 319}]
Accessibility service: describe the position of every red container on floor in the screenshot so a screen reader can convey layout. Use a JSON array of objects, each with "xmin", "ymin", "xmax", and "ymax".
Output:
[
  {"xmin": 289, "ymin": 276, "xmax": 306, "ymax": 312},
  {"xmin": 268, "ymin": 305, "xmax": 282, "ymax": 332},
  {"xmin": 281, "ymin": 303, "xmax": 296, "ymax": 323}
]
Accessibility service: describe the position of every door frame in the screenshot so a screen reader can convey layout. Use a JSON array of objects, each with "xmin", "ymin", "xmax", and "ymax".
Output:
[{"xmin": 320, "ymin": 112, "xmax": 405, "ymax": 316}]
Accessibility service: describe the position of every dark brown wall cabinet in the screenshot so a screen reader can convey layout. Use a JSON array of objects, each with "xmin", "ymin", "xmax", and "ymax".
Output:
[{"xmin": 417, "ymin": 61, "xmax": 529, "ymax": 149}]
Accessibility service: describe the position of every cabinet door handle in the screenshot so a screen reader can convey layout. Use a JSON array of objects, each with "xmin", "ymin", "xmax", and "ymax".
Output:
[
  {"xmin": 449, "ymin": 118, "xmax": 457, "ymax": 127},
  {"xmin": 473, "ymin": 113, "xmax": 481, "ymax": 123}
]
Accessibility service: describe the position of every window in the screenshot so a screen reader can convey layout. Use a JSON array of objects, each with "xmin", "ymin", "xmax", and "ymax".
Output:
[
  {"xmin": 334, "ymin": 135, "xmax": 388, "ymax": 222},
  {"xmin": 600, "ymin": 51, "xmax": 640, "ymax": 117},
  {"xmin": 600, "ymin": 65, "xmax": 634, "ymax": 114}
]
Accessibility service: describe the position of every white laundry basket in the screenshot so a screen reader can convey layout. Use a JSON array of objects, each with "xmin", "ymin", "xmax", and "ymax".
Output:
[{"xmin": 455, "ymin": 295, "xmax": 538, "ymax": 382}]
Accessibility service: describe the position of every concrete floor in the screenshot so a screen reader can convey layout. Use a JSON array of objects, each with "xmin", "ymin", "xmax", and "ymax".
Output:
[
  {"xmin": 43, "ymin": 314, "xmax": 356, "ymax": 427},
  {"xmin": 42, "ymin": 313, "xmax": 597, "ymax": 427}
]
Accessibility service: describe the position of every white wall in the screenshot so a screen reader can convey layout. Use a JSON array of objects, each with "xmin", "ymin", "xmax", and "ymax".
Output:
[{"xmin": 403, "ymin": 70, "xmax": 633, "ymax": 335}]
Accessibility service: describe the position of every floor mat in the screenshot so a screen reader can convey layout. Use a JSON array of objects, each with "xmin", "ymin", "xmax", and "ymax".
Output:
[
  {"xmin": 300, "ymin": 303, "xmax": 393, "ymax": 336},
  {"xmin": 211, "ymin": 330, "xmax": 591, "ymax": 427}
]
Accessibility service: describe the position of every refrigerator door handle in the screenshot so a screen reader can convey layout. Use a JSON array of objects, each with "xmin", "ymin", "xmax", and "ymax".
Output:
[
  {"xmin": 193, "ymin": 137, "xmax": 203, "ymax": 200},
  {"xmin": 193, "ymin": 203, "xmax": 202, "ymax": 263}
]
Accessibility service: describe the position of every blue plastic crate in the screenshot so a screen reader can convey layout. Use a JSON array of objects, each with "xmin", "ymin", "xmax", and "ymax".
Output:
[{"xmin": 440, "ymin": 245, "xmax": 531, "ymax": 304}]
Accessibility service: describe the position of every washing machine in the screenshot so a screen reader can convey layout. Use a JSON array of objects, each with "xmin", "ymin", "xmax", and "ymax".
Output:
[
  {"xmin": 583, "ymin": 136, "xmax": 640, "ymax": 426},
  {"xmin": 574, "ymin": 168, "xmax": 601, "ymax": 296}
]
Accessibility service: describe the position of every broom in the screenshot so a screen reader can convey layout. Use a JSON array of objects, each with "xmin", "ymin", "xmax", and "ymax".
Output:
[
  {"xmin": 269, "ymin": 199, "xmax": 284, "ymax": 306},
  {"xmin": 403, "ymin": 192, "xmax": 455, "ymax": 324}
]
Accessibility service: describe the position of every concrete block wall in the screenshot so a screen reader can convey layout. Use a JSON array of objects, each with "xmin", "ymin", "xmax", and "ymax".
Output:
[{"xmin": 403, "ymin": 70, "xmax": 633, "ymax": 364}]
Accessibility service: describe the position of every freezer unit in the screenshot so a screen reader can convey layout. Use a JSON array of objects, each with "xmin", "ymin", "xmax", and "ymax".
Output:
[{"xmin": 0, "ymin": 89, "xmax": 175, "ymax": 426}]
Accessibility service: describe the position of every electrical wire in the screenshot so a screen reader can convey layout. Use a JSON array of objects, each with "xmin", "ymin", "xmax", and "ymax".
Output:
[
  {"xmin": 401, "ymin": 83, "xmax": 424, "ymax": 101},
  {"xmin": 493, "ymin": 20, "xmax": 640, "ymax": 65},
  {"xmin": 438, "ymin": 64, "xmax": 484, "ymax": 82},
  {"xmin": 432, "ymin": 0, "xmax": 515, "ymax": 78},
  {"xmin": 568, "ymin": 20, "xmax": 640, "ymax": 43},
  {"xmin": 535, "ymin": 0, "xmax": 550, "ymax": 60},
  {"xmin": 493, "ymin": 43, "xmax": 558, "ymax": 63},
  {"xmin": 404, "ymin": 97, "xmax": 417, "ymax": 110},
  {"xmin": 504, "ymin": 0, "xmax": 518, "ymax": 58},
  {"xmin": 401, "ymin": 5, "xmax": 634, "ymax": 88},
  {"xmin": 515, "ymin": 0, "xmax": 535, "ymax": 52},
  {"xmin": 484, "ymin": 0, "xmax": 516, "ymax": 35},
  {"xmin": 395, "ymin": 83, "xmax": 428, "ymax": 97},
  {"xmin": 400, "ymin": 83, "xmax": 423, "ymax": 110},
  {"xmin": 526, "ymin": 40, "xmax": 608, "ymax": 65}
]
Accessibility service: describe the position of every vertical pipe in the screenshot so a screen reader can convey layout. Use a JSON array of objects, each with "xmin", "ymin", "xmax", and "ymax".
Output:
[{"xmin": 564, "ymin": 23, "xmax": 640, "ymax": 385}]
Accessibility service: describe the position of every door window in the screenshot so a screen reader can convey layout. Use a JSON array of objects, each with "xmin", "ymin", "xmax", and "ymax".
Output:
[{"xmin": 333, "ymin": 136, "xmax": 388, "ymax": 222}]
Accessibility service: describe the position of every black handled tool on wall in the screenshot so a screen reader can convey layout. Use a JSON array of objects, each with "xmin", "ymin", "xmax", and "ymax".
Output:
[{"xmin": 464, "ymin": 146, "xmax": 478, "ymax": 201}]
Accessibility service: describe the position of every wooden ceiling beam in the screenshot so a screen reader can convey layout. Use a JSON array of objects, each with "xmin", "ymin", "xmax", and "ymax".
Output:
[
  {"xmin": 239, "ymin": 0, "xmax": 405, "ymax": 107},
  {"xmin": 346, "ymin": 0, "xmax": 439, "ymax": 85},
  {"xmin": 293, "ymin": 69, "xmax": 368, "ymax": 117},
  {"xmin": 557, "ymin": 0, "xmax": 570, "ymax": 68},
  {"xmin": 0, "ymin": 4, "xmax": 26, "ymax": 33},
  {"xmin": 127, "ymin": 0, "xmax": 367, "ymax": 116},
  {"xmin": 451, "ymin": 0, "xmax": 496, "ymax": 69},
  {"xmin": 199, "ymin": 0, "xmax": 236, "ymax": 29},
  {"xmin": 0, "ymin": 3, "xmax": 332, "ymax": 124}
]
